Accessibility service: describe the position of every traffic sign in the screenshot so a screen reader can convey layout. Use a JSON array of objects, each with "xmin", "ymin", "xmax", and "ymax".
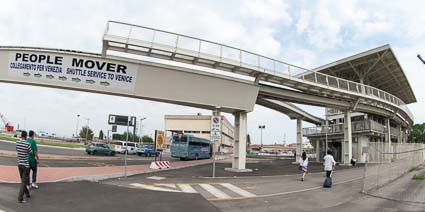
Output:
[{"xmin": 108, "ymin": 114, "xmax": 136, "ymax": 126}]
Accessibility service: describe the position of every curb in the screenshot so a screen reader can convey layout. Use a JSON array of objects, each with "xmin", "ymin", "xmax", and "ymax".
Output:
[
  {"xmin": 0, "ymin": 160, "xmax": 213, "ymax": 184},
  {"xmin": 59, "ymin": 160, "xmax": 213, "ymax": 183}
]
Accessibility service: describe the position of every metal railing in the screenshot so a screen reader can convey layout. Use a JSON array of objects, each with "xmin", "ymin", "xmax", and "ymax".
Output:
[
  {"xmin": 303, "ymin": 120, "xmax": 400, "ymax": 137},
  {"xmin": 103, "ymin": 21, "xmax": 411, "ymax": 117},
  {"xmin": 362, "ymin": 142, "xmax": 425, "ymax": 204}
]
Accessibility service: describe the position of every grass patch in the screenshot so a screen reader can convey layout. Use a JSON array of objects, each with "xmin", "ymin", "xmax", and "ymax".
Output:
[
  {"xmin": 0, "ymin": 134, "xmax": 19, "ymax": 142},
  {"xmin": 0, "ymin": 134, "xmax": 84, "ymax": 148},
  {"xmin": 37, "ymin": 140, "xmax": 84, "ymax": 148},
  {"xmin": 412, "ymin": 175, "xmax": 425, "ymax": 180}
]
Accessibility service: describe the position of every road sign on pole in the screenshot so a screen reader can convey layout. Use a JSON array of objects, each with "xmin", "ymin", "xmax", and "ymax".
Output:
[
  {"xmin": 108, "ymin": 114, "xmax": 136, "ymax": 126},
  {"xmin": 211, "ymin": 115, "xmax": 221, "ymax": 178}
]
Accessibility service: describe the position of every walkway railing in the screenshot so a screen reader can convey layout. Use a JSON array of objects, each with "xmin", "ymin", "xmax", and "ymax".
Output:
[
  {"xmin": 102, "ymin": 21, "xmax": 413, "ymax": 120},
  {"xmin": 303, "ymin": 120, "xmax": 400, "ymax": 137}
]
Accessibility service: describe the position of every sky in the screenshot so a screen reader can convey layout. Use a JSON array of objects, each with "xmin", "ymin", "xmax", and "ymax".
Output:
[{"xmin": 0, "ymin": 0, "xmax": 424, "ymax": 145}]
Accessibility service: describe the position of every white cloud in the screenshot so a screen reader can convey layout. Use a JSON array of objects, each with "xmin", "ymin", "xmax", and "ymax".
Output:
[{"xmin": 240, "ymin": 0, "xmax": 292, "ymax": 24}]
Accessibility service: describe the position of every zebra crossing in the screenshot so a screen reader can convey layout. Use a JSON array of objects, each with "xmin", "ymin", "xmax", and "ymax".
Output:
[{"xmin": 129, "ymin": 183, "xmax": 256, "ymax": 201}]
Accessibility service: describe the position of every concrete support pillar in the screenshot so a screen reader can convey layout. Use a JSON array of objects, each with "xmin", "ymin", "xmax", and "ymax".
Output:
[
  {"xmin": 316, "ymin": 139, "xmax": 320, "ymax": 162},
  {"xmin": 296, "ymin": 118, "xmax": 302, "ymax": 162},
  {"xmin": 226, "ymin": 112, "xmax": 251, "ymax": 172},
  {"xmin": 398, "ymin": 126, "xmax": 402, "ymax": 144},
  {"xmin": 385, "ymin": 119, "xmax": 392, "ymax": 162},
  {"xmin": 343, "ymin": 111, "xmax": 352, "ymax": 165}
]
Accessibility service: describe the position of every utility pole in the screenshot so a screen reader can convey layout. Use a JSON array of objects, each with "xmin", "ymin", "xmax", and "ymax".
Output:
[
  {"xmin": 259, "ymin": 125, "xmax": 265, "ymax": 149},
  {"xmin": 75, "ymin": 114, "xmax": 80, "ymax": 137},
  {"xmin": 85, "ymin": 118, "xmax": 90, "ymax": 144},
  {"xmin": 139, "ymin": 117, "xmax": 146, "ymax": 144}
]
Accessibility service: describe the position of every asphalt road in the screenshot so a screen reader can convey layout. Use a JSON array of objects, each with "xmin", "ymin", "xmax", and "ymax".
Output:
[
  {"xmin": 0, "ymin": 139, "xmax": 180, "ymax": 167},
  {"xmin": 0, "ymin": 139, "xmax": 85, "ymax": 156},
  {"xmin": 104, "ymin": 159, "xmax": 362, "ymax": 179},
  {"xmin": 0, "ymin": 155, "xmax": 177, "ymax": 167},
  {"xmin": 0, "ymin": 182, "xmax": 221, "ymax": 212}
]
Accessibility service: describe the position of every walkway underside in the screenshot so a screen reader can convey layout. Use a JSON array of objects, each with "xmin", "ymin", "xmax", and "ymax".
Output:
[{"xmin": 256, "ymin": 98, "xmax": 323, "ymax": 125}]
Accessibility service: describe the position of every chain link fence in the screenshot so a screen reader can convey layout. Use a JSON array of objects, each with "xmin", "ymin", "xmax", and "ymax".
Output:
[{"xmin": 362, "ymin": 142, "xmax": 425, "ymax": 202}]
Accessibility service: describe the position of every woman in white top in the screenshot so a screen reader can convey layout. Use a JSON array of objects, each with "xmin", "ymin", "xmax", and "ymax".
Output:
[{"xmin": 299, "ymin": 151, "xmax": 308, "ymax": 181}]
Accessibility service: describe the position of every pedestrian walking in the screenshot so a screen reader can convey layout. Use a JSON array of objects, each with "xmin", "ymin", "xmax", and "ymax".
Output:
[
  {"xmin": 323, "ymin": 150, "xmax": 336, "ymax": 188},
  {"xmin": 27, "ymin": 130, "xmax": 39, "ymax": 189},
  {"xmin": 16, "ymin": 131, "xmax": 33, "ymax": 203},
  {"xmin": 299, "ymin": 151, "xmax": 308, "ymax": 181}
]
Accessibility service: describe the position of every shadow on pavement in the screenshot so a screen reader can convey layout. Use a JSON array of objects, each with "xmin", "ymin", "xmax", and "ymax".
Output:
[
  {"xmin": 131, "ymin": 159, "xmax": 362, "ymax": 179},
  {"xmin": 0, "ymin": 182, "xmax": 222, "ymax": 212}
]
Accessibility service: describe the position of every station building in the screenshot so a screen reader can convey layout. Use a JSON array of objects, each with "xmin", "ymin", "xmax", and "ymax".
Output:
[
  {"xmin": 164, "ymin": 114, "xmax": 234, "ymax": 153},
  {"xmin": 302, "ymin": 45, "xmax": 415, "ymax": 163}
]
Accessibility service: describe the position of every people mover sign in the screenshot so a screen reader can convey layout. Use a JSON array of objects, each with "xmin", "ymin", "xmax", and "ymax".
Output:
[{"xmin": 8, "ymin": 51, "xmax": 138, "ymax": 92}]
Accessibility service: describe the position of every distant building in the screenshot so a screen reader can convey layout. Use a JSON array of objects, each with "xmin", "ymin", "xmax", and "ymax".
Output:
[
  {"xmin": 249, "ymin": 143, "xmax": 313, "ymax": 154},
  {"xmin": 164, "ymin": 114, "xmax": 234, "ymax": 153}
]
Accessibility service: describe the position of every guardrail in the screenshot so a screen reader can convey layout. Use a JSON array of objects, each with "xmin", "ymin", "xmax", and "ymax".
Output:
[{"xmin": 103, "ymin": 21, "xmax": 411, "ymax": 118}]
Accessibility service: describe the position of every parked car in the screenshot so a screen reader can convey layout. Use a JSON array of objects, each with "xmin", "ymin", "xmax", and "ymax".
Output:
[
  {"xmin": 13, "ymin": 130, "xmax": 24, "ymax": 138},
  {"xmin": 125, "ymin": 142, "xmax": 139, "ymax": 154},
  {"xmin": 111, "ymin": 141, "xmax": 127, "ymax": 154},
  {"xmin": 86, "ymin": 142, "xmax": 116, "ymax": 156},
  {"xmin": 137, "ymin": 147, "xmax": 160, "ymax": 157},
  {"xmin": 110, "ymin": 141, "xmax": 139, "ymax": 154}
]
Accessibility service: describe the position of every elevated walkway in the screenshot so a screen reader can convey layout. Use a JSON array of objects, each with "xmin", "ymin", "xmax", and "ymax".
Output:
[{"xmin": 102, "ymin": 21, "xmax": 413, "ymax": 125}]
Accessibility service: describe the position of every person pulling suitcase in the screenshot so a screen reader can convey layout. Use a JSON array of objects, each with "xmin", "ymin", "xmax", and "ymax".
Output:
[{"xmin": 323, "ymin": 150, "xmax": 336, "ymax": 188}]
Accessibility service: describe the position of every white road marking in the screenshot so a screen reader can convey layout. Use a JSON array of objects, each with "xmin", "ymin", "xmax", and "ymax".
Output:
[
  {"xmin": 129, "ymin": 183, "xmax": 182, "ymax": 193},
  {"xmin": 220, "ymin": 183, "xmax": 256, "ymax": 197},
  {"xmin": 147, "ymin": 176, "xmax": 166, "ymax": 180},
  {"xmin": 155, "ymin": 183, "xmax": 177, "ymax": 189},
  {"xmin": 177, "ymin": 184, "xmax": 198, "ymax": 193},
  {"xmin": 257, "ymin": 177, "xmax": 363, "ymax": 198},
  {"xmin": 199, "ymin": 184, "xmax": 231, "ymax": 199}
]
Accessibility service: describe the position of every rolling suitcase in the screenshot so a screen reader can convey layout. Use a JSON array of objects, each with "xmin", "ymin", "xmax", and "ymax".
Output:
[{"xmin": 323, "ymin": 171, "xmax": 333, "ymax": 188}]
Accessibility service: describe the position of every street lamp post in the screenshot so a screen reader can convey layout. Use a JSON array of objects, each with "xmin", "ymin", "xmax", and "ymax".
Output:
[
  {"xmin": 259, "ymin": 125, "xmax": 265, "ymax": 149},
  {"xmin": 85, "ymin": 118, "xmax": 90, "ymax": 144},
  {"xmin": 75, "ymin": 114, "xmax": 80, "ymax": 137},
  {"xmin": 139, "ymin": 117, "xmax": 146, "ymax": 144}
]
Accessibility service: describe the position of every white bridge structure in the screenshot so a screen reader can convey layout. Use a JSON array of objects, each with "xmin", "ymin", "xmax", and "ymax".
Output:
[{"xmin": 0, "ymin": 21, "xmax": 416, "ymax": 171}]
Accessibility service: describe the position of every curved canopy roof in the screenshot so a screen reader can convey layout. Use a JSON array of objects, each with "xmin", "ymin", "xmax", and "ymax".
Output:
[{"xmin": 312, "ymin": 45, "xmax": 416, "ymax": 104}]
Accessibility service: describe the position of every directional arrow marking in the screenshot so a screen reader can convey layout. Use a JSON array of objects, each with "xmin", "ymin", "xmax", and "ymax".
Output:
[
  {"xmin": 86, "ymin": 79, "xmax": 95, "ymax": 84},
  {"xmin": 100, "ymin": 81, "xmax": 111, "ymax": 86},
  {"xmin": 58, "ymin": 76, "xmax": 67, "ymax": 81},
  {"xmin": 34, "ymin": 73, "xmax": 42, "ymax": 78},
  {"xmin": 46, "ymin": 75, "xmax": 54, "ymax": 79},
  {"xmin": 72, "ymin": 78, "xmax": 81, "ymax": 82},
  {"xmin": 23, "ymin": 72, "xmax": 31, "ymax": 77}
]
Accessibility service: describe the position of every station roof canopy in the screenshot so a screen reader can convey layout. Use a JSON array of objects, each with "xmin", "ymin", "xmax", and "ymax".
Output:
[{"xmin": 312, "ymin": 45, "xmax": 416, "ymax": 104}]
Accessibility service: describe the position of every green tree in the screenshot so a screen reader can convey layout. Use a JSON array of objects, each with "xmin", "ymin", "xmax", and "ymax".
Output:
[
  {"xmin": 142, "ymin": 135, "xmax": 154, "ymax": 143},
  {"xmin": 112, "ymin": 132, "xmax": 141, "ymax": 142},
  {"xmin": 79, "ymin": 126, "xmax": 94, "ymax": 141},
  {"xmin": 408, "ymin": 123, "xmax": 425, "ymax": 143},
  {"xmin": 99, "ymin": 130, "xmax": 104, "ymax": 140}
]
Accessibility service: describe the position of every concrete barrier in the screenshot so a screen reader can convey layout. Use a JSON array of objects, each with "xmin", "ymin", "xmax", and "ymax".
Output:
[{"xmin": 150, "ymin": 161, "xmax": 171, "ymax": 169}]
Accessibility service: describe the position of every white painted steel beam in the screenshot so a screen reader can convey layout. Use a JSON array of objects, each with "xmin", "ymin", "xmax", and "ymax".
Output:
[
  {"xmin": 0, "ymin": 47, "xmax": 259, "ymax": 114},
  {"xmin": 343, "ymin": 111, "xmax": 352, "ymax": 165}
]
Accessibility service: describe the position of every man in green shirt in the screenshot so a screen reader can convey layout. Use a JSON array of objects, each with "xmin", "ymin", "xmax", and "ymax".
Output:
[{"xmin": 27, "ymin": 130, "xmax": 39, "ymax": 189}]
